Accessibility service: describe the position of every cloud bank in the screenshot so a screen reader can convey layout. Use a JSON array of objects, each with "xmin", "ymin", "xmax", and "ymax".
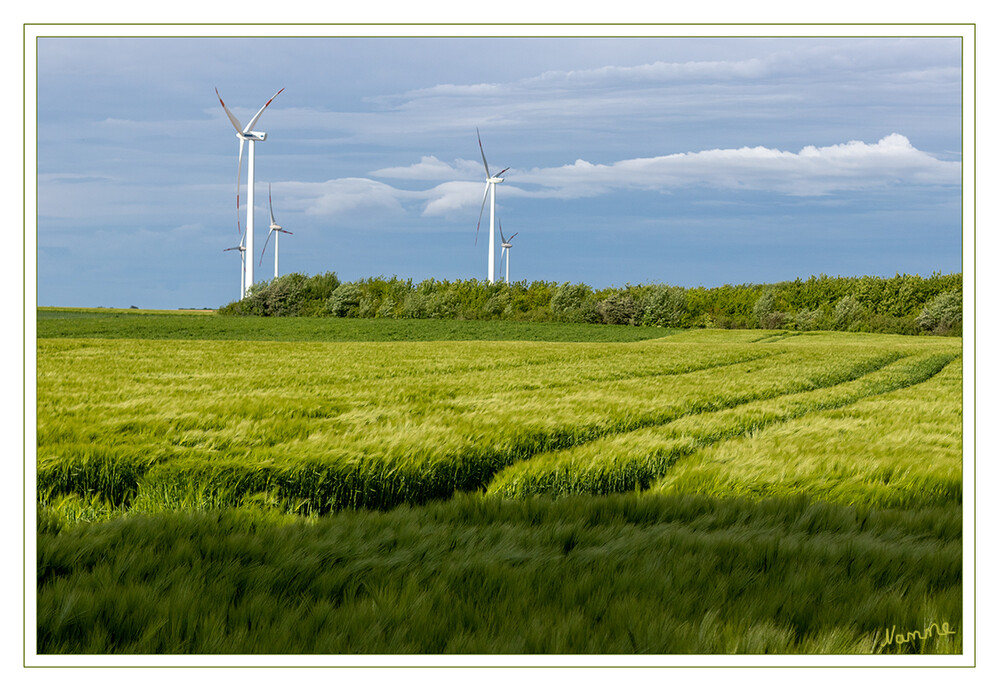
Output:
[
  {"xmin": 363, "ymin": 134, "xmax": 959, "ymax": 217},
  {"xmin": 517, "ymin": 133, "xmax": 960, "ymax": 197}
]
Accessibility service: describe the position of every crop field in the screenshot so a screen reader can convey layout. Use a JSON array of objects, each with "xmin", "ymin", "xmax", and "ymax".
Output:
[
  {"xmin": 36, "ymin": 308, "xmax": 675, "ymax": 342},
  {"xmin": 35, "ymin": 309, "xmax": 963, "ymax": 656}
]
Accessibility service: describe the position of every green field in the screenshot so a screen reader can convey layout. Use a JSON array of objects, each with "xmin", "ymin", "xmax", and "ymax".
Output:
[
  {"xmin": 36, "ymin": 308, "xmax": 675, "ymax": 342},
  {"xmin": 35, "ymin": 309, "xmax": 963, "ymax": 655}
]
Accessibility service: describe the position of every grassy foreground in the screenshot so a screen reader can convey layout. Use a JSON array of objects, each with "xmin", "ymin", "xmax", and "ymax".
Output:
[
  {"xmin": 38, "ymin": 494, "xmax": 960, "ymax": 655},
  {"xmin": 35, "ymin": 313, "xmax": 963, "ymax": 655}
]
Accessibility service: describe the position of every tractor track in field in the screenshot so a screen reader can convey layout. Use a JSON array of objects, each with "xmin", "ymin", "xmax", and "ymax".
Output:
[
  {"xmin": 37, "ymin": 333, "xmax": 961, "ymax": 515},
  {"xmin": 485, "ymin": 351, "xmax": 960, "ymax": 498}
]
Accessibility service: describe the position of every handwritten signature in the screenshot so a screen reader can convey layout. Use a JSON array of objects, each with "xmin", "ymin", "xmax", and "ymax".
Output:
[{"xmin": 877, "ymin": 622, "xmax": 957, "ymax": 652}]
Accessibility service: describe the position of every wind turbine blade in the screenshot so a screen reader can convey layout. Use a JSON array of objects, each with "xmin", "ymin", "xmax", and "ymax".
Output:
[
  {"xmin": 496, "ymin": 167, "xmax": 510, "ymax": 178},
  {"xmin": 243, "ymin": 88, "xmax": 285, "ymax": 134},
  {"xmin": 268, "ymin": 183, "xmax": 276, "ymax": 225},
  {"xmin": 476, "ymin": 127, "xmax": 491, "ymax": 178},
  {"xmin": 259, "ymin": 230, "xmax": 274, "ymax": 266},
  {"xmin": 508, "ymin": 232, "xmax": 518, "ymax": 242},
  {"xmin": 498, "ymin": 218, "xmax": 506, "ymax": 244},
  {"xmin": 215, "ymin": 87, "xmax": 244, "ymax": 133},
  {"xmin": 474, "ymin": 182, "xmax": 489, "ymax": 245},
  {"xmin": 226, "ymin": 229, "xmax": 246, "ymax": 253}
]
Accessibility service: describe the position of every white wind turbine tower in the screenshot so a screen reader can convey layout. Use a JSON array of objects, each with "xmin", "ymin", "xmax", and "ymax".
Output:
[
  {"xmin": 215, "ymin": 86, "xmax": 284, "ymax": 298},
  {"xmin": 260, "ymin": 183, "xmax": 293, "ymax": 279},
  {"xmin": 223, "ymin": 232, "xmax": 247, "ymax": 298},
  {"xmin": 498, "ymin": 219, "xmax": 518, "ymax": 285},
  {"xmin": 474, "ymin": 128, "xmax": 510, "ymax": 284}
]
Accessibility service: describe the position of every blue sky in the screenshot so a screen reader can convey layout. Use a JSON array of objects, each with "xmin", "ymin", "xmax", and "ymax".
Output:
[{"xmin": 34, "ymin": 32, "xmax": 964, "ymax": 309}]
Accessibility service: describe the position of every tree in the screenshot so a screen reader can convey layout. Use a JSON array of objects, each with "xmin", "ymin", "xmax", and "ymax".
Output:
[
  {"xmin": 597, "ymin": 290, "xmax": 638, "ymax": 325},
  {"xmin": 753, "ymin": 290, "xmax": 788, "ymax": 329},
  {"xmin": 832, "ymin": 295, "xmax": 866, "ymax": 331},
  {"xmin": 641, "ymin": 285, "xmax": 688, "ymax": 327},
  {"xmin": 550, "ymin": 283, "xmax": 599, "ymax": 323},
  {"xmin": 327, "ymin": 284, "xmax": 362, "ymax": 317},
  {"xmin": 917, "ymin": 290, "xmax": 962, "ymax": 335}
]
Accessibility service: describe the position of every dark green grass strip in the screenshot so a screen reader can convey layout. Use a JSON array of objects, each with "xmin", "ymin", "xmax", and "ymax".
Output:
[
  {"xmin": 37, "ymin": 310, "xmax": 676, "ymax": 343},
  {"xmin": 36, "ymin": 493, "xmax": 961, "ymax": 654}
]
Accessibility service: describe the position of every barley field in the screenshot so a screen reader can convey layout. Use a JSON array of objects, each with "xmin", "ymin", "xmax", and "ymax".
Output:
[{"xmin": 35, "ymin": 310, "xmax": 963, "ymax": 655}]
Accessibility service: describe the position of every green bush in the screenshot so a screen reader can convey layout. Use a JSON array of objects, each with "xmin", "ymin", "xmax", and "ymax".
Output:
[
  {"xmin": 401, "ymin": 292, "xmax": 431, "ymax": 319},
  {"xmin": 551, "ymin": 283, "xmax": 599, "ymax": 323},
  {"xmin": 216, "ymin": 272, "xmax": 341, "ymax": 317},
  {"xmin": 301, "ymin": 272, "xmax": 341, "ymax": 315},
  {"xmin": 917, "ymin": 290, "xmax": 962, "ymax": 335},
  {"xmin": 597, "ymin": 291, "xmax": 638, "ymax": 325},
  {"xmin": 861, "ymin": 314, "xmax": 921, "ymax": 336},
  {"xmin": 237, "ymin": 281, "xmax": 270, "ymax": 316},
  {"xmin": 713, "ymin": 314, "xmax": 753, "ymax": 329},
  {"xmin": 833, "ymin": 295, "xmax": 867, "ymax": 331},
  {"xmin": 792, "ymin": 307, "xmax": 827, "ymax": 332},
  {"xmin": 263, "ymin": 273, "xmax": 307, "ymax": 316},
  {"xmin": 327, "ymin": 284, "xmax": 362, "ymax": 318},
  {"xmin": 428, "ymin": 290, "xmax": 462, "ymax": 320},
  {"xmin": 753, "ymin": 291, "xmax": 789, "ymax": 330},
  {"xmin": 687, "ymin": 284, "xmax": 757, "ymax": 323},
  {"xmin": 641, "ymin": 285, "xmax": 688, "ymax": 328},
  {"xmin": 217, "ymin": 270, "xmax": 963, "ymax": 338},
  {"xmin": 484, "ymin": 290, "xmax": 511, "ymax": 319},
  {"xmin": 855, "ymin": 274, "xmax": 927, "ymax": 318},
  {"xmin": 377, "ymin": 298, "xmax": 399, "ymax": 319}
]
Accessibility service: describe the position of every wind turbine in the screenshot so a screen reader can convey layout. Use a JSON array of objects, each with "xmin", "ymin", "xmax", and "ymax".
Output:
[
  {"xmin": 260, "ymin": 183, "xmax": 293, "ymax": 279},
  {"xmin": 215, "ymin": 86, "xmax": 284, "ymax": 297},
  {"xmin": 474, "ymin": 128, "xmax": 510, "ymax": 284},
  {"xmin": 223, "ymin": 232, "xmax": 247, "ymax": 298},
  {"xmin": 498, "ymin": 220, "xmax": 518, "ymax": 285}
]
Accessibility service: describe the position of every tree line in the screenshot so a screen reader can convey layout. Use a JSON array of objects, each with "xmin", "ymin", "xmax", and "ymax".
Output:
[{"xmin": 217, "ymin": 271, "xmax": 962, "ymax": 336}]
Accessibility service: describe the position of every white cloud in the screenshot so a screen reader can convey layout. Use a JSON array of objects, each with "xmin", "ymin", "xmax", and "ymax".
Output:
[
  {"xmin": 370, "ymin": 156, "xmax": 482, "ymax": 181},
  {"xmin": 296, "ymin": 178, "xmax": 413, "ymax": 217},
  {"xmin": 393, "ymin": 56, "xmax": 781, "ymax": 103},
  {"xmin": 396, "ymin": 82, "xmax": 508, "ymax": 99},
  {"xmin": 379, "ymin": 41, "xmax": 958, "ymax": 121},
  {"xmin": 526, "ymin": 57, "xmax": 772, "ymax": 86},
  {"xmin": 421, "ymin": 181, "xmax": 489, "ymax": 216},
  {"xmin": 289, "ymin": 177, "xmax": 500, "ymax": 222},
  {"xmin": 511, "ymin": 133, "xmax": 960, "ymax": 197},
  {"xmin": 361, "ymin": 133, "xmax": 961, "ymax": 216}
]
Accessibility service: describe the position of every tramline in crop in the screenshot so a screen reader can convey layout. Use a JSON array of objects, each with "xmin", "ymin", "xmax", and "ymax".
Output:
[{"xmin": 36, "ymin": 329, "xmax": 960, "ymax": 515}]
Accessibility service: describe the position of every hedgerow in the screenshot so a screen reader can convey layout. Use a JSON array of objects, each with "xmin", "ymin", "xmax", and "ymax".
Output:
[{"xmin": 218, "ymin": 272, "xmax": 962, "ymax": 336}]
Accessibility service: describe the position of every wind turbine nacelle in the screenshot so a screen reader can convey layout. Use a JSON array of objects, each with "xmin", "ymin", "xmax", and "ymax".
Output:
[
  {"xmin": 239, "ymin": 131, "xmax": 268, "ymax": 142},
  {"xmin": 488, "ymin": 176, "xmax": 505, "ymax": 184}
]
